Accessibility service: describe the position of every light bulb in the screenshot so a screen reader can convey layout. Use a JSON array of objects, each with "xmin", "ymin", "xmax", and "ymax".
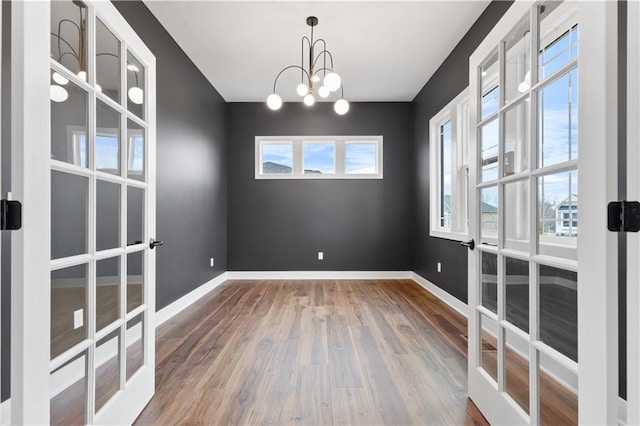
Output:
[
  {"xmin": 128, "ymin": 87, "xmax": 144, "ymax": 104},
  {"xmin": 312, "ymin": 75, "xmax": 320, "ymax": 83},
  {"xmin": 323, "ymin": 72, "xmax": 341, "ymax": 92},
  {"xmin": 266, "ymin": 93, "xmax": 282, "ymax": 110},
  {"xmin": 318, "ymin": 86, "xmax": 330, "ymax": 99},
  {"xmin": 127, "ymin": 64, "xmax": 140, "ymax": 72},
  {"xmin": 52, "ymin": 72, "xmax": 69, "ymax": 85},
  {"xmin": 303, "ymin": 93, "xmax": 315, "ymax": 106},
  {"xmin": 296, "ymin": 83, "xmax": 308, "ymax": 97},
  {"xmin": 518, "ymin": 70, "xmax": 531, "ymax": 93},
  {"xmin": 334, "ymin": 99, "xmax": 349, "ymax": 115},
  {"xmin": 77, "ymin": 70, "xmax": 87, "ymax": 82},
  {"xmin": 50, "ymin": 85, "xmax": 69, "ymax": 103}
]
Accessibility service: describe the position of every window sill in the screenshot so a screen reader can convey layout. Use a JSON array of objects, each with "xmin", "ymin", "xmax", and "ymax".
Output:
[{"xmin": 429, "ymin": 229, "xmax": 469, "ymax": 243}]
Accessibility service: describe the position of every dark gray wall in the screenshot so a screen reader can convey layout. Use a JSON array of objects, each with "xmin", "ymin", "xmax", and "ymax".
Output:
[
  {"xmin": 227, "ymin": 102, "xmax": 413, "ymax": 271},
  {"xmin": 412, "ymin": 1, "xmax": 513, "ymax": 303},
  {"xmin": 113, "ymin": 1, "xmax": 228, "ymax": 310}
]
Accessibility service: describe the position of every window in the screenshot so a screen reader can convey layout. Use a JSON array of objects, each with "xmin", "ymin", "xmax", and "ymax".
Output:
[
  {"xmin": 255, "ymin": 136, "xmax": 383, "ymax": 179},
  {"xmin": 430, "ymin": 88, "xmax": 470, "ymax": 240}
]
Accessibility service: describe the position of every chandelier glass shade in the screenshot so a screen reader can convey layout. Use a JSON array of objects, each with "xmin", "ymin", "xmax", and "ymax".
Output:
[{"xmin": 266, "ymin": 16, "xmax": 349, "ymax": 115}]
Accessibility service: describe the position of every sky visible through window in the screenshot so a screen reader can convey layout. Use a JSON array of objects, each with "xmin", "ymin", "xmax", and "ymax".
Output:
[
  {"xmin": 345, "ymin": 143, "xmax": 377, "ymax": 174},
  {"xmin": 304, "ymin": 143, "xmax": 335, "ymax": 174},
  {"xmin": 96, "ymin": 135, "xmax": 118, "ymax": 172},
  {"xmin": 262, "ymin": 143, "xmax": 293, "ymax": 171}
]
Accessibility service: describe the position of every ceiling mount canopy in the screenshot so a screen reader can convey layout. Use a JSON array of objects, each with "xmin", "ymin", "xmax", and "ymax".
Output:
[{"xmin": 266, "ymin": 16, "xmax": 349, "ymax": 115}]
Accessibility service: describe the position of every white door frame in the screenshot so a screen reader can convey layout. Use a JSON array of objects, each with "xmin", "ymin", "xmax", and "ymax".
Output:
[
  {"xmin": 627, "ymin": 1, "xmax": 640, "ymax": 424},
  {"xmin": 467, "ymin": 0, "xmax": 619, "ymax": 424},
  {"xmin": 10, "ymin": 1, "xmax": 156, "ymax": 424}
]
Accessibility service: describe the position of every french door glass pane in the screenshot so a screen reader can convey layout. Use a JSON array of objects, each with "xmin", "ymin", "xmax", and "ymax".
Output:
[
  {"xmin": 539, "ymin": 264, "xmax": 577, "ymax": 362},
  {"xmin": 480, "ymin": 314, "xmax": 498, "ymax": 383},
  {"xmin": 480, "ymin": 49, "xmax": 499, "ymax": 119},
  {"xmin": 127, "ymin": 120, "xmax": 145, "ymax": 181},
  {"xmin": 51, "ymin": 74, "xmax": 88, "ymax": 168},
  {"xmin": 537, "ymin": 170, "xmax": 578, "ymax": 244},
  {"xmin": 480, "ymin": 186, "xmax": 498, "ymax": 243},
  {"xmin": 505, "ymin": 257, "xmax": 529, "ymax": 333},
  {"xmin": 96, "ymin": 180, "xmax": 120, "ymax": 251},
  {"xmin": 51, "ymin": 264, "xmax": 88, "ymax": 359},
  {"xmin": 96, "ymin": 256, "xmax": 120, "ymax": 332},
  {"xmin": 127, "ymin": 186, "xmax": 144, "ymax": 247},
  {"xmin": 504, "ymin": 179, "xmax": 529, "ymax": 250},
  {"xmin": 126, "ymin": 51, "xmax": 145, "ymax": 119},
  {"xmin": 96, "ymin": 18, "xmax": 121, "ymax": 103},
  {"xmin": 96, "ymin": 100, "xmax": 121, "ymax": 175},
  {"xmin": 504, "ymin": 99, "xmax": 530, "ymax": 176},
  {"xmin": 538, "ymin": 350, "xmax": 578, "ymax": 425},
  {"xmin": 303, "ymin": 142, "xmax": 335, "ymax": 174},
  {"xmin": 505, "ymin": 328, "xmax": 529, "ymax": 414},
  {"xmin": 538, "ymin": 3, "xmax": 578, "ymax": 81},
  {"xmin": 127, "ymin": 251, "xmax": 144, "ymax": 313},
  {"xmin": 504, "ymin": 19, "xmax": 531, "ymax": 105},
  {"xmin": 481, "ymin": 252, "xmax": 498, "ymax": 314},
  {"xmin": 95, "ymin": 329, "xmax": 121, "ymax": 413},
  {"xmin": 52, "ymin": 171, "xmax": 88, "ymax": 259},
  {"xmin": 126, "ymin": 314, "xmax": 144, "ymax": 381},
  {"xmin": 481, "ymin": 119, "xmax": 499, "ymax": 181},
  {"xmin": 50, "ymin": 351, "xmax": 87, "ymax": 426},
  {"xmin": 50, "ymin": 0, "xmax": 87, "ymax": 77},
  {"xmin": 537, "ymin": 69, "xmax": 578, "ymax": 168}
]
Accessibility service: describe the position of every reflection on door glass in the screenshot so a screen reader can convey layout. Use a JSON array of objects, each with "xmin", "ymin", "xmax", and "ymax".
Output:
[
  {"xmin": 538, "ymin": 349, "xmax": 578, "ymax": 424},
  {"xmin": 505, "ymin": 329, "xmax": 529, "ymax": 414},
  {"xmin": 96, "ymin": 256, "xmax": 120, "ymax": 332},
  {"xmin": 504, "ymin": 99, "xmax": 530, "ymax": 176},
  {"xmin": 504, "ymin": 179, "xmax": 529, "ymax": 250},
  {"xmin": 480, "ymin": 186, "xmax": 498, "ymax": 244},
  {"xmin": 127, "ymin": 120, "xmax": 145, "ymax": 181},
  {"xmin": 126, "ymin": 314, "xmax": 144, "ymax": 381},
  {"xmin": 51, "ymin": 264, "xmax": 88, "ymax": 359},
  {"xmin": 481, "ymin": 252, "xmax": 497, "ymax": 314},
  {"xmin": 96, "ymin": 18, "xmax": 121, "ymax": 103},
  {"xmin": 95, "ymin": 329, "xmax": 121, "ymax": 413},
  {"xmin": 50, "ymin": 0, "xmax": 87, "ymax": 78},
  {"xmin": 440, "ymin": 122, "xmax": 452, "ymax": 228},
  {"xmin": 504, "ymin": 19, "xmax": 531, "ymax": 104},
  {"xmin": 345, "ymin": 142, "xmax": 378, "ymax": 174},
  {"xmin": 96, "ymin": 100, "xmax": 121, "ymax": 175},
  {"xmin": 52, "ymin": 171, "xmax": 88, "ymax": 259},
  {"xmin": 261, "ymin": 142, "xmax": 293, "ymax": 174},
  {"xmin": 127, "ymin": 186, "xmax": 144, "ymax": 247},
  {"xmin": 96, "ymin": 180, "xmax": 120, "ymax": 251},
  {"xmin": 539, "ymin": 264, "xmax": 577, "ymax": 362},
  {"xmin": 127, "ymin": 251, "xmax": 144, "ymax": 313},
  {"xmin": 480, "ymin": 314, "xmax": 498, "ymax": 383},
  {"xmin": 480, "ymin": 49, "xmax": 499, "ymax": 119},
  {"xmin": 303, "ymin": 142, "xmax": 335, "ymax": 174},
  {"xmin": 538, "ymin": 69, "xmax": 578, "ymax": 168},
  {"xmin": 538, "ymin": 170, "xmax": 578, "ymax": 241},
  {"xmin": 505, "ymin": 257, "xmax": 529, "ymax": 333},
  {"xmin": 538, "ymin": 1, "xmax": 578, "ymax": 81},
  {"xmin": 481, "ymin": 119, "xmax": 499, "ymax": 182},
  {"xmin": 50, "ymin": 351, "xmax": 87, "ymax": 426},
  {"xmin": 127, "ymin": 51, "xmax": 145, "ymax": 119},
  {"xmin": 51, "ymin": 73, "xmax": 88, "ymax": 167}
]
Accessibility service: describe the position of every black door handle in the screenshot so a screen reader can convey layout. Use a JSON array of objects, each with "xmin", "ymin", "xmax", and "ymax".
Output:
[
  {"xmin": 149, "ymin": 238, "xmax": 164, "ymax": 249},
  {"xmin": 460, "ymin": 239, "xmax": 475, "ymax": 250}
]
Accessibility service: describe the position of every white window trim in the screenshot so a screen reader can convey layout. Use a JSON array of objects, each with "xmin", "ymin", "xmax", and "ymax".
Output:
[
  {"xmin": 429, "ymin": 88, "xmax": 470, "ymax": 241},
  {"xmin": 255, "ymin": 135, "xmax": 383, "ymax": 180}
]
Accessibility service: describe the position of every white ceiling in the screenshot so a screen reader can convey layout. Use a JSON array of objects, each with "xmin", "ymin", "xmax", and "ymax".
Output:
[{"xmin": 143, "ymin": 1, "xmax": 491, "ymax": 102}]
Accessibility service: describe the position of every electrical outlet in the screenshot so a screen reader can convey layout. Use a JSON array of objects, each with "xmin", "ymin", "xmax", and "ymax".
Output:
[
  {"xmin": 210, "ymin": 257, "xmax": 215, "ymax": 267},
  {"xmin": 74, "ymin": 309, "xmax": 84, "ymax": 329},
  {"xmin": 318, "ymin": 251, "xmax": 324, "ymax": 261},
  {"xmin": 437, "ymin": 262, "xmax": 442, "ymax": 273}
]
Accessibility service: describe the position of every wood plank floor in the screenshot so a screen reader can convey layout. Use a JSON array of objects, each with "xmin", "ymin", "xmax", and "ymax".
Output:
[
  {"xmin": 134, "ymin": 279, "xmax": 577, "ymax": 425},
  {"xmin": 135, "ymin": 279, "xmax": 487, "ymax": 425}
]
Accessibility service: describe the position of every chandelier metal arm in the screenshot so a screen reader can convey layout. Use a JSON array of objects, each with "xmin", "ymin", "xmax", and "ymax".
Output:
[
  {"xmin": 50, "ymin": 32, "xmax": 79, "ymax": 62},
  {"xmin": 313, "ymin": 49, "xmax": 334, "ymax": 71},
  {"xmin": 273, "ymin": 65, "xmax": 310, "ymax": 93}
]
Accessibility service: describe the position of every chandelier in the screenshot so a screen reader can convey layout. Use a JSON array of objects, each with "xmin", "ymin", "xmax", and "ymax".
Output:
[{"xmin": 266, "ymin": 16, "xmax": 349, "ymax": 115}]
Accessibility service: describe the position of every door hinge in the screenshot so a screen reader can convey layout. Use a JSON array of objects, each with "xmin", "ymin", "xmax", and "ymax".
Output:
[
  {"xmin": 608, "ymin": 201, "xmax": 640, "ymax": 232},
  {"xmin": 1, "ymin": 199, "xmax": 22, "ymax": 231}
]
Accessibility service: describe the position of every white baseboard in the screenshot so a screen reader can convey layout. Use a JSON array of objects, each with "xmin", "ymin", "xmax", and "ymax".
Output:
[
  {"xmin": 411, "ymin": 272, "xmax": 468, "ymax": 317},
  {"xmin": 1, "ymin": 398, "xmax": 9, "ymax": 425},
  {"xmin": 226, "ymin": 270, "xmax": 412, "ymax": 280},
  {"xmin": 156, "ymin": 272, "xmax": 228, "ymax": 327}
]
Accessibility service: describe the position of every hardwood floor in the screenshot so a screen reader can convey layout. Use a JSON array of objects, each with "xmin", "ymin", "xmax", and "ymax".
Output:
[{"xmin": 135, "ymin": 280, "xmax": 488, "ymax": 425}]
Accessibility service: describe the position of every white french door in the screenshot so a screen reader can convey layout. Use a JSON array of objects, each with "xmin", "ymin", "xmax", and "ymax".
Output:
[
  {"xmin": 627, "ymin": 1, "xmax": 640, "ymax": 424},
  {"xmin": 11, "ymin": 1, "xmax": 156, "ymax": 424},
  {"xmin": 467, "ymin": 1, "xmax": 619, "ymax": 424}
]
